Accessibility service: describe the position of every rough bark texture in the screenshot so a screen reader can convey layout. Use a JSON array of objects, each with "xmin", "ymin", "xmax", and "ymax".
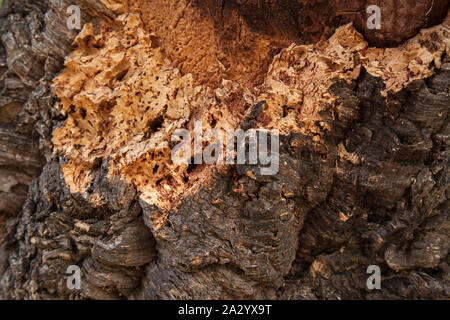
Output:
[{"xmin": 0, "ymin": 0, "xmax": 449, "ymax": 300}]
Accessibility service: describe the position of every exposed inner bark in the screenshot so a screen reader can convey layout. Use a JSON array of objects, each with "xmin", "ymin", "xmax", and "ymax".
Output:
[{"xmin": 0, "ymin": 0, "xmax": 449, "ymax": 300}]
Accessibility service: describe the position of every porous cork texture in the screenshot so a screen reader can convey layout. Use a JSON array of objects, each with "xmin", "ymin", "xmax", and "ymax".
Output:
[{"xmin": 51, "ymin": 3, "xmax": 449, "ymax": 212}]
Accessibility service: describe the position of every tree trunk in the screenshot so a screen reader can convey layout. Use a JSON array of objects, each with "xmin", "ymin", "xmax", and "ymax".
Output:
[{"xmin": 0, "ymin": 0, "xmax": 449, "ymax": 299}]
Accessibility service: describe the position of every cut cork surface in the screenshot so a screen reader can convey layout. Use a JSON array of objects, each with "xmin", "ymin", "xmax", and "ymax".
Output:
[
  {"xmin": 52, "ymin": 13, "xmax": 248, "ymax": 210},
  {"xmin": 109, "ymin": 0, "xmax": 449, "ymax": 87},
  {"xmin": 52, "ymin": 8, "xmax": 449, "ymax": 212}
]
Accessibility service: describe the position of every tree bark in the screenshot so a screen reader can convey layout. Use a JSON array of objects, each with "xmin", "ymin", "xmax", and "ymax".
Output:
[{"xmin": 0, "ymin": 0, "xmax": 449, "ymax": 299}]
